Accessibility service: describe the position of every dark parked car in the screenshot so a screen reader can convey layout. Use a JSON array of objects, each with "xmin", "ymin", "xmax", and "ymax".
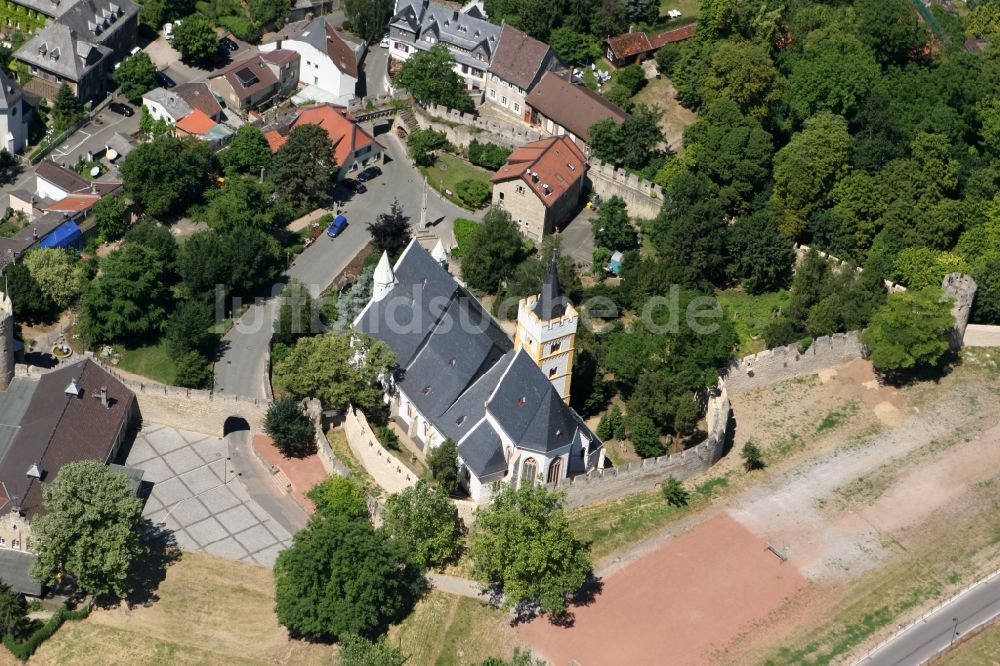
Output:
[
  {"xmin": 156, "ymin": 70, "xmax": 176, "ymax": 88},
  {"xmin": 219, "ymin": 36, "xmax": 239, "ymax": 53},
  {"xmin": 357, "ymin": 166, "xmax": 382, "ymax": 182},
  {"xmin": 109, "ymin": 102, "xmax": 134, "ymax": 117},
  {"xmin": 343, "ymin": 178, "xmax": 367, "ymax": 193}
]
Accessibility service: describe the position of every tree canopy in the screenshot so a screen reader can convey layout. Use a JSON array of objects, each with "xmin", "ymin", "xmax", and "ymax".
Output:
[
  {"xmin": 172, "ymin": 15, "xmax": 218, "ymax": 63},
  {"xmin": 269, "ymin": 124, "xmax": 337, "ymax": 210},
  {"xmin": 395, "ymin": 44, "xmax": 472, "ymax": 111},
  {"xmin": 120, "ymin": 135, "xmax": 218, "ymax": 218},
  {"xmin": 368, "ymin": 199, "xmax": 412, "ymax": 258},
  {"xmin": 382, "ymin": 482, "xmax": 462, "ymax": 568},
  {"xmin": 265, "ymin": 398, "xmax": 316, "ymax": 457},
  {"xmin": 221, "ymin": 125, "xmax": 274, "ymax": 176},
  {"xmin": 460, "ymin": 208, "xmax": 526, "ymax": 293},
  {"xmin": 861, "ymin": 288, "xmax": 953, "ymax": 374},
  {"xmin": 113, "ymin": 51, "xmax": 158, "ymax": 102},
  {"xmin": 345, "ymin": 0, "xmax": 393, "ymax": 43},
  {"xmin": 79, "ymin": 244, "xmax": 171, "ymax": 343}
]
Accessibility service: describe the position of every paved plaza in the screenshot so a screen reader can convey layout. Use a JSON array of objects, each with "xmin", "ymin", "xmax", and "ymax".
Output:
[{"xmin": 125, "ymin": 425, "xmax": 295, "ymax": 567}]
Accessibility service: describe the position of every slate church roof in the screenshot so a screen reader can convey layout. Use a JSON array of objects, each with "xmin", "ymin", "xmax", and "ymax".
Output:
[{"xmin": 354, "ymin": 240, "xmax": 601, "ymax": 480}]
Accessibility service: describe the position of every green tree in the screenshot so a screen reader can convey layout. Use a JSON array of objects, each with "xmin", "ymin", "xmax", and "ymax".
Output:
[
  {"xmin": 855, "ymin": 0, "xmax": 926, "ymax": 67},
  {"xmin": 661, "ymin": 475, "xmax": 689, "ymax": 506},
  {"xmin": 113, "ymin": 51, "xmax": 157, "ymax": 102},
  {"xmin": 591, "ymin": 196, "xmax": 638, "ymax": 252},
  {"xmin": 892, "ymin": 247, "xmax": 969, "ymax": 290},
  {"xmin": 702, "ymin": 40, "xmax": 781, "ymax": 119},
  {"xmin": 650, "ymin": 171, "xmax": 728, "ymax": 288},
  {"xmin": 426, "ymin": 438, "xmax": 461, "ymax": 497},
  {"xmin": 204, "ymin": 176, "xmax": 288, "ymax": 233},
  {"xmin": 177, "ymin": 229, "xmax": 280, "ymax": 297},
  {"xmin": 345, "ymin": 0, "xmax": 393, "ymax": 43},
  {"xmin": 784, "ymin": 33, "xmax": 880, "ymax": 123},
  {"xmin": 248, "ymin": 0, "xmax": 291, "ymax": 30},
  {"xmin": 29, "ymin": 460, "xmax": 147, "ymax": 597},
  {"xmin": 741, "ymin": 441, "xmax": 765, "ymax": 471},
  {"xmin": 270, "ymin": 124, "xmax": 337, "ymax": 210},
  {"xmin": 382, "ymin": 482, "xmax": 462, "ymax": 568},
  {"xmin": 274, "ymin": 513, "xmax": 425, "ymax": 640},
  {"xmin": 971, "ymin": 253, "xmax": 1000, "ymax": 324},
  {"xmin": 460, "ymin": 207, "xmax": 526, "ymax": 293},
  {"xmin": 861, "ymin": 288, "xmax": 953, "ymax": 374},
  {"xmin": 174, "ymin": 350, "xmax": 213, "ymax": 389},
  {"xmin": 470, "ymin": 484, "xmax": 591, "ymax": 617},
  {"xmin": 79, "ymin": 245, "xmax": 171, "ymax": 343},
  {"xmin": 307, "ymin": 476, "xmax": 369, "ymax": 519},
  {"xmin": 221, "ymin": 125, "xmax": 273, "ymax": 176},
  {"xmin": 273, "ymin": 331, "xmax": 396, "ymax": 413},
  {"xmin": 455, "ymin": 179, "xmax": 491, "ymax": 208},
  {"xmin": 367, "ymin": 199, "xmax": 412, "ymax": 258},
  {"xmin": 172, "ymin": 15, "xmax": 218, "ymax": 63},
  {"xmin": 0, "ymin": 582, "xmax": 26, "ymax": 639},
  {"xmin": 23, "ymin": 248, "xmax": 84, "ymax": 311},
  {"xmin": 165, "ymin": 298, "xmax": 218, "ymax": 357},
  {"xmin": 588, "ymin": 104, "xmax": 663, "ymax": 170},
  {"xmin": 339, "ymin": 634, "xmax": 408, "ymax": 666},
  {"xmin": 467, "ymin": 140, "xmax": 512, "ymax": 170},
  {"xmin": 124, "ymin": 220, "xmax": 179, "ymax": 269},
  {"xmin": 771, "ymin": 112, "xmax": 851, "ymax": 237},
  {"xmin": 615, "ymin": 64, "xmax": 646, "ymax": 96},
  {"xmin": 726, "ymin": 210, "xmax": 793, "ymax": 294},
  {"xmin": 120, "ymin": 134, "xmax": 218, "ymax": 218},
  {"xmin": 549, "ymin": 28, "xmax": 599, "ymax": 65},
  {"xmin": 274, "ymin": 279, "xmax": 317, "ymax": 346},
  {"xmin": 265, "ymin": 397, "xmax": 316, "ymax": 457},
  {"xmin": 395, "ymin": 44, "xmax": 472, "ymax": 111},
  {"xmin": 628, "ymin": 413, "xmax": 665, "ymax": 457},
  {"xmin": 92, "ymin": 193, "xmax": 130, "ymax": 241},
  {"xmin": 474, "ymin": 649, "xmax": 547, "ymax": 666},
  {"xmin": 407, "ymin": 128, "xmax": 448, "ymax": 166},
  {"xmin": 5, "ymin": 262, "xmax": 55, "ymax": 323},
  {"xmin": 138, "ymin": 0, "xmax": 194, "ymax": 28},
  {"xmin": 51, "ymin": 84, "xmax": 82, "ymax": 131}
]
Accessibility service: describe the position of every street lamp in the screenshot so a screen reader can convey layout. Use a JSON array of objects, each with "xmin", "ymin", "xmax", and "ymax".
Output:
[{"xmin": 951, "ymin": 617, "xmax": 959, "ymax": 646}]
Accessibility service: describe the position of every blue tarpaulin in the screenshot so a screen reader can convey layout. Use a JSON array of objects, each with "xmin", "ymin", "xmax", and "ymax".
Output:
[{"xmin": 39, "ymin": 220, "xmax": 81, "ymax": 250}]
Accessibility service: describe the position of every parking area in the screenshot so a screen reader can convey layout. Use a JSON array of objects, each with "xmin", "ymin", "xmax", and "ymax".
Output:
[
  {"xmin": 558, "ymin": 205, "xmax": 597, "ymax": 268},
  {"xmin": 125, "ymin": 425, "xmax": 295, "ymax": 567}
]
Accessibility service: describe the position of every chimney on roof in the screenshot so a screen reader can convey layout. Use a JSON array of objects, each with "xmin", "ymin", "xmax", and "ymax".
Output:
[
  {"xmin": 99, "ymin": 386, "xmax": 108, "ymax": 408},
  {"xmin": 277, "ymin": 39, "xmax": 282, "ymax": 50}
]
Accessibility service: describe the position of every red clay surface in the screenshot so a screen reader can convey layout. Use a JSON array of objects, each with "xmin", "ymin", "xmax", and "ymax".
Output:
[
  {"xmin": 518, "ymin": 513, "xmax": 807, "ymax": 666},
  {"xmin": 252, "ymin": 434, "xmax": 326, "ymax": 512}
]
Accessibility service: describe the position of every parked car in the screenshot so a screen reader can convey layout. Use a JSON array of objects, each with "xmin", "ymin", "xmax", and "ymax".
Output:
[
  {"xmin": 357, "ymin": 166, "xmax": 382, "ymax": 182},
  {"xmin": 379, "ymin": 34, "xmax": 390, "ymax": 48},
  {"xmin": 109, "ymin": 102, "xmax": 134, "ymax": 117},
  {"xmin": 164, "ymin": 22, "xmax": 173, "ymax": 40},
  {"xmin": 343, "ymin": 178, "xmax": 367, "ymax": 194},
  {"xmin": 327, "ymin": 214, "xmax": 348, "ymax": 238},
  {"xmin": 219, "ymin": 36, "xmax": 239, "ymax": 53},
  {"xmin": 156, "ymin": 70, "xmax": 176, "ymax": 88}
]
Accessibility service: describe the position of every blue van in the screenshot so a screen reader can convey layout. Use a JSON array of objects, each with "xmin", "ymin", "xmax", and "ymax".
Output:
[{"xmin": 326, "ymin": 214, "xmax": 348, "ymax": 238}]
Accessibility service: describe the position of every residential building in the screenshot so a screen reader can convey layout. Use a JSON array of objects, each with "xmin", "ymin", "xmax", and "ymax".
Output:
[
  {"xmin": 141, "ymin": 87, "xmax": 193, "ymax": 125},
  {"xmin": 0, "ymin": 348, "xmax": 138, "ymax": 595},
  {"xmin": 14, "ymin": 0, "xmax": 140, "ymax": 101},
  {"xmin": 483, "ymin": 25, "xmax": 563, "ymax": 122},
  {"xmin": 261, "ymin": 17, "xmax": 364, "ymax": 105},
  {"xmin": 525, "ymin": 71, "xmax": 628, "ymax": 152},
  {"xmin": 388, "ymin": 0, "xmax": 500, "ymax": 91},
  {"xmin": 173, "ymin": 82, "xmax": 223, "ymax": 122},
  {"xmin": 0, "ymin": 71, "xmax": 30, "ymax": 154},
  {"xmin": 490, "ymin": 135, "xmax": 585, "ymax": 241},
  {"xmin": 142, "ymin": 84, "xmax": 231, "ymax": 142},
  {"xmin": 10, "ymin": 0, "xmax": 80, "ymax": 19},
  {"xmin": 207, "ymin": 50, "xmax": 300, "ymax": 117},
  {"xmin": 603, "ymin": 24, "xmax": 695, "ymax": 67},
  {"xmin": 263, "ymin": 103, "xmax": 383, "ymax": 179},
  {"xmin": 288, "ymin": 0, "xmax": 337, "ymax": 22},
  {"xmin": 353, "ymin": 240, "xmax": 605, "ymax": 501}
]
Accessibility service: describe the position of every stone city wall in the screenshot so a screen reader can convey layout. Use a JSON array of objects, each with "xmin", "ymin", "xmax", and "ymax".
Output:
[
  {"xmin": 585, "ymin": 160, "xmax": 664, "ymax": 220},
  {"xmin": 547, "ymin": 387, "xmax": 731, "ymax": 510},
  {"xmin": 413, "ymin": 102, "xmax": 544, "ymax": 149},
  {"xmin": 794, "ymin": 243, "xmax": 907, "ymax": 293},
  {"xmin": 342, "ymin": 405, "xmax": 418, "ymax": 494}
]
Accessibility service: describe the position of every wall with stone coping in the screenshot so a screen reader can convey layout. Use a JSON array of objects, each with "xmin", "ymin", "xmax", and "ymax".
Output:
[
  {"xmin": 342, "ymin": 405, "xmax": 418, "ymax": 494},
  {"xmin": 964, "ymin": 324, "xmax": 1000, "ymax": 347},
  {"xmin": 585, "ymin": 160, "xmax": 664, "ymax": 220},
  {"xmin": 547, "ymin": 387, "xmax": 731, "ymax": 509},
  {"xmin": 413, "ymin": 102, "xmax": 544, "ymax": 149}
]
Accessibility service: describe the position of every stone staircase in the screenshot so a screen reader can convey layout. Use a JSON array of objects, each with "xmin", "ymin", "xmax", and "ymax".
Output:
[{"xmin": 398, "ymin": 107, "xmax": 419, "ymax": 135}]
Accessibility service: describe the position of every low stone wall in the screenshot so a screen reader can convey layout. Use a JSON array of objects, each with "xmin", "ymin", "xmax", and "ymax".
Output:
[
  {"xmin": 342, "ymin": 405, "xmax": 419, "ymax": 494},
  {"xmin": 964, "ymin": 324, "xmax": 1000, "ymax": 347},
  {"xmin": 548, "ymin": 388, "xmax": 731, "ymax": 510},
  {"xmin": 721, "ymin": 331, "xmax": 865, "ymax": 395},
  {"xmin": 413, "ymin": 102, "xmax": 544, "ymax": 149},
  {"xmin": 585, "ymin": 160, "xmax": 664, "ymax": 220},
  {"xmin": 16, "ymin": 358, "xmax": 270, "ymax": 436},
  {"xmin": 793, "ymin": 243, "xmax": 906, "ymax": 293}
]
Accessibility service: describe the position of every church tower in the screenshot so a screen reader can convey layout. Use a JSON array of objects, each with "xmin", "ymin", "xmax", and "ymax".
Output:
[
  {"xmin": 514, "ymin": 256, "xmax": 577, "ymax": 403},
  {"xmin": 372, "ymin": 251, "xmax": 396, "ymax": 302}
]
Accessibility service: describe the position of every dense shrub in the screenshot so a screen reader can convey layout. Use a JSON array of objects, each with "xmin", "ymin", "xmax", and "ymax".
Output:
[{"xmin": 467, "ymin": 140, "xmax": 512, "ymax": 170}]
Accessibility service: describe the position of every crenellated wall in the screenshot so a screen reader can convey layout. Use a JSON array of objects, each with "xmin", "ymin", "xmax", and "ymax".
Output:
[
  {"xmin": 413, "ymin": 102, "xmax": 545, "ymax": 149},
  {"xmin": 585, "ymin": 159, "xmax": 664, "ymax": 219}
]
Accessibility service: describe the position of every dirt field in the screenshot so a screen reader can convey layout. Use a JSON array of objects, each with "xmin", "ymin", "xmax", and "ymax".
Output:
[
  {"xmin": 632, "ymin": 76, "xmax": 697, "ymax": 152},
  {"xmin": 518, "ymin": 513, "xmax": 806, "ymax": 665}
]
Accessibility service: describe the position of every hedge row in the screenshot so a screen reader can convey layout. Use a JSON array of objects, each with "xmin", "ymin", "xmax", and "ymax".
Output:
[{"xmin": 3, "ymin": 603, "xmax": 91, "ymax": 662}]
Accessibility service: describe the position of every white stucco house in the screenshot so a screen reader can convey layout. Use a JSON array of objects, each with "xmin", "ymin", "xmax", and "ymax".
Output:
[
  {"xmin": 353, "ymin": 240, "xmax": 605, "ymax": 501},
  {"xmin": 0, "ymin": 71, "xmax": 29, "ymax": 155},
  {"xmin": 260, "ymin": 16, "xmax": 366, "ymax": 106}
]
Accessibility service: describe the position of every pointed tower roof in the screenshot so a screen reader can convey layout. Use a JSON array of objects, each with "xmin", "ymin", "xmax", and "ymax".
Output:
[
  {"xmin": 532, "ymin": 254, "xmax": 567, "ymax": 320},
  {"xmin": 374, "ymin": 251, "xmax": 394, "ymax": 284},
  {"xmin": 431, "ymin": 239, "xmax": 447, "ymax": 264}
]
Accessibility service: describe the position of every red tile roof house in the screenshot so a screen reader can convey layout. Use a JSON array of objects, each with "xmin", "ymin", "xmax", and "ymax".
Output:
[
  {"xmin": 603, "ymin": 23, "xmax": 696, "ymax": 67},
  {"xmin": 525, "ymin": 71, "xmax": 629, "ymax": 154},
  {"xmin": 490, "ymin": 135, "xmax": 586, "ymax": 241},
  {"xmin": 207, "ymin": 50, "xmax": 301, "ymax": 118},
  {"xmin": 263, "ymin": 103, "xmax": 384, "ymax": 180}
]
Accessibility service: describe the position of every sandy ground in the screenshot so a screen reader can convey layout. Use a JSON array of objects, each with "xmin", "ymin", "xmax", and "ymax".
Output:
[
  {"xmin": 632, "ymin": 76, "xmax": 698, "ymax": 152},
  {"xmin": 518, "ymin": 514, "xmax": 807, "ymax": 666}
]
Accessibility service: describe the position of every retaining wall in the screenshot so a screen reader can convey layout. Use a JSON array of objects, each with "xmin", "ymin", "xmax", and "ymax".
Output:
[
  {"xmin": 414, "ymin": 102, "xmax": 544, "ymax": 149},
  {"xmin": 964, "ymin": 324, "xmax": 1000, "ymax": 347},
  {"xmin": 342, "ymin": 405, "xmax": 419, "ymax": 494},
  {"xmin": 547, "ymin": 388, "xmax": 731, "ymax": 509},
  {"xmin": 585, "ymin": 160, "xmax": 664, "ymax": 220}
]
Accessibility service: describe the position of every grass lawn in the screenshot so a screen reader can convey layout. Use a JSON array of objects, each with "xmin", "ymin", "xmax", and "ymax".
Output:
[
  {"xmin": 418, "ymin": 153, "xmax": 492, "ymax": 211},
  {"xmin": 716, "ymin": 288, "xmax": 791, "ymax": 356},
  {"xmin": 115, "ymin": 339, "xmax": 177, "ymax": 385},
  {"xmin": 387, "ymin": 591, "xmax": 520, "ymax": 666},
  {"xmin": 451, "ymin": 217, "xmax": 479, "ymax": 258}
]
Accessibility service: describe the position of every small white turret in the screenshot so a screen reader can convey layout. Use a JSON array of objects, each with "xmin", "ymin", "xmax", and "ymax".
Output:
[
  {"xmin": 372, "ymin": 251, "xmax": 396, "ymax": 302},
  {"xmin": 431, "ymin": 239, "xmax": 448, "ymax": 268}
]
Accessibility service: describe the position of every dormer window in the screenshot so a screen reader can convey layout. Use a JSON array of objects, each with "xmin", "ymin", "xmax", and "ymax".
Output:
[
  {"xmin": 455, "ymin": 415, "xmax": 465, "ymax": 425},
  {"xmin": 448, "ymin": 358, "xmax": 456, "ymax": 367},
  {"xmin": 517, "ymin": 396, "xmax": 526, "ymax": 406},
  {"xmin": 421, "ymin": 386, "xmax": 431, "ymax": 395}
]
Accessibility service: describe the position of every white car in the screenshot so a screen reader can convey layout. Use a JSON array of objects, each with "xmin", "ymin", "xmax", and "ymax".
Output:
[
  {"xmin": 164, "ymin": 22, "xmax": 173, "ymax": 40},
  {"xmin": 379, "ymin": 34, "xmax": 390, "ymax": 48}
]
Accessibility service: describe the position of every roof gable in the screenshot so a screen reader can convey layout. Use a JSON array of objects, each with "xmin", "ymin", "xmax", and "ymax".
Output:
[
  {"xmin": 527, "ymin": 72, "xmax": 629, "ymax": 143},
  {"xmin": 491, "ymin": 135, "xmax": 586, "ymax": 207}
]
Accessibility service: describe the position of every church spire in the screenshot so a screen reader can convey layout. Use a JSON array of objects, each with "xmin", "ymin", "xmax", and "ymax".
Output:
[
  {"xmin": 532, "ymin": 253, "xmax": 566, "ymax": 320},
  {"xmin": 372, "ymin": 251, "xmax": 396, "ymax": 302}
]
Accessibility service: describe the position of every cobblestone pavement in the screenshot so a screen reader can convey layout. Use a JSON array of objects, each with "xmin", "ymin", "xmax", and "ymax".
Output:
[{"xmin": 126, "ymin": 425, "xmax": 294, "ymax": 566}]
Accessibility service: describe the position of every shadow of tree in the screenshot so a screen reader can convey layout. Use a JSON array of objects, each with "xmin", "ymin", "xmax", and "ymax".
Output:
[{"xmin": 117, "ymin": 520, "xmax": 181, "ymax": 608}]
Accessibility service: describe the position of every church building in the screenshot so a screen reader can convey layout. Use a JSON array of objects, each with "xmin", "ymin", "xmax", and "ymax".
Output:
[{"xmin": 353, "ymin": 239, "xmax": 605, "ymax": 501}]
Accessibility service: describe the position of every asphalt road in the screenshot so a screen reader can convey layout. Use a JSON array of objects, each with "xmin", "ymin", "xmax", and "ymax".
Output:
[
  {"xmin": 50, "ymin": 102, "xmax": 141, "ymax": 166},
  {"xmin": 213, "ymin": 131, "xmax": 476, "ymax": 400},
  {"xmin": 857, "ymin": 571, "xmax": 1000, "ymax": 665}
]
